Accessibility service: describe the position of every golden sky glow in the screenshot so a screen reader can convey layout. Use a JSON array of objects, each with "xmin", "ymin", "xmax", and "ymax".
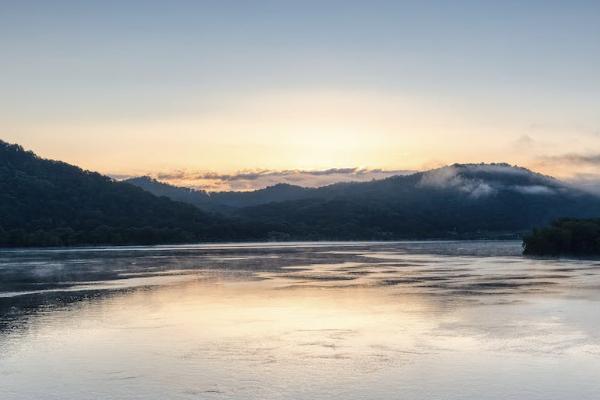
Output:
[
  {"xmin": 2, "ymin": 2, "xmax": 599, "ymax": 190},
  {"xmin": 5, "ymin": 89, "xmax": 600, "ymax": 190}
]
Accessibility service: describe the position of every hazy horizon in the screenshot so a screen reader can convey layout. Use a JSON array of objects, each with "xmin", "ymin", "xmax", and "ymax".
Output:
[
  {"xmin": 3, "ymin": 137, "xmax": 597, "ymax": 192},
  {"xmin": 116, "ymin": 161, "xmax": 591, "ymax": 193}
]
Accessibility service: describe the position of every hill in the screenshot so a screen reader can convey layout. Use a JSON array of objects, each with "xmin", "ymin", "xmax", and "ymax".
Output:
[
  {"xmin": 128, "ymin": 163, "xmax": 600, "ymax": 240},
  {"xmin": 5, "ymin": 138, "xmax": 600, "ymax": 246},
  {"xmin": 523, "ymin": 218, "xmax": 600, "ymax": 256},
  {"xmin": 123, "ymin": 177, "xmax": 312, "ymax": 211},
  {"xmin": 124, "ymin": 176, "xmax": 216, "ymax": 210},
  {"xmin": 0, "ymin": 140, "xmax": 270, "ymax": 247}
]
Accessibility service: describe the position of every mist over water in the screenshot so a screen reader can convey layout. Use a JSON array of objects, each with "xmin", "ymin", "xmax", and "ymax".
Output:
[{"xmin": 1, "ymin": 241, "xmax": 599, "ymax": 399}]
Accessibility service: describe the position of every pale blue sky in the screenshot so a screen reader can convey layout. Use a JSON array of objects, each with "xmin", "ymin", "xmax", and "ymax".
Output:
[{"xmin": 1, "ymin": 1, "xmax": 599, "ymax": 188}]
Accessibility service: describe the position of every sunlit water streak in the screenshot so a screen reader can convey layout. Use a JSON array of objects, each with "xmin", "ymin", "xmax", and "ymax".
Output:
[{"xmin": 0, "ymin": 241, "xmax": 599, "ymax": 399}]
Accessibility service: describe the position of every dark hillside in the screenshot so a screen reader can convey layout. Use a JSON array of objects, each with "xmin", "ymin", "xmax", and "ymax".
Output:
[{"xmin": 0, "ymin": 140, "xmax": 269, "ymax": 246}]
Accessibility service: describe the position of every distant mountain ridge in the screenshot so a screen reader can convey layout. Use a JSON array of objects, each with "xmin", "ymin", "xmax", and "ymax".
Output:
[
  {"xmin": 3, "ymin": 138, "xmax": 600, "ymax": 247},
  {"xmin": 124, "ymin": 176, "xmax": 313, "ymax": 211},
  {"xmin": 127, "ymin": 162, "xmax": 600, "ymax": 240},
  {"xmin": 124, "ymin": 176, "xmax": 214, "ymax": 209},
  {"xmin": 126, "ymin": 162, "xmax": 579, "ymax": 209}
]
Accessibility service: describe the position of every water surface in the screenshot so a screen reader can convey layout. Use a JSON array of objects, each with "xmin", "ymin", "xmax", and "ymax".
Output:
[{"xmin": 1, "ymin": 241, "xmax": 599, "ymax": 399}]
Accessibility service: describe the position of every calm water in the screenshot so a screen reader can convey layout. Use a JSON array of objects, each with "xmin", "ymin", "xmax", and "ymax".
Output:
[{"xmin": 1, "ymin": 241, "xmax": 599, "ymax": 399}]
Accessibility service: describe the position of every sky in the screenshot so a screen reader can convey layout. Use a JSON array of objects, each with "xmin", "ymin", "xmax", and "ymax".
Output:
[{"xmin": 1, "ymin": 1, "xmax": 600, "ymax": 190}]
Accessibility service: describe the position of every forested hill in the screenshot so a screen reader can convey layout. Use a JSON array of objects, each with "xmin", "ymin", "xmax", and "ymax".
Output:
[
  {"xmin": 124, "ymin": 176, "xmax": 313, "ymax": 211},
  {"xmin": 0, "ymin": 140, "xmax": 270, "ymax": 246},
  {"xmin": 129, "ymin": 164, "xmax": 600, "ymax": 240},
  {"xmin": 523, "ymin": 218, "xmax": 600, "ymax": 256},
  {"xmin": 124, "ymin": 176, "xmax": 215, "ymax": 210},
  {"xmin": 4, "ymin": 139, "xmax": 600, "ymax": 247}
]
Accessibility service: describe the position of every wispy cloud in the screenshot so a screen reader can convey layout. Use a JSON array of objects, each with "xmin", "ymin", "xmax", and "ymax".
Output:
[
  {"xmin": 118, "ymin": 167, "xmax": 413, "ymax": 191},
  {"xmin": 511, "ymin": 134, "xmax": 536, "ymax": 149},
  {"xmin": 564, "ymin": 173, "xmax": 600, "ymax": 196},
  {"xmin": 418, "ymin": 166, "xmax": 497, "ymax": 198},
  {"xmin": 528, "ymin": 123, "xmax": 600, "ymax": 137},
  {"xmin": 511, "ymin": 185, "xmax": 556, "ymax": 195},
  {"xmin": 538, "ymin": 153, "xmax": 600, "ymax": 165},
  {"xmin": 418, "ymin": 164, "xmax": 558, "ymax": 198}
]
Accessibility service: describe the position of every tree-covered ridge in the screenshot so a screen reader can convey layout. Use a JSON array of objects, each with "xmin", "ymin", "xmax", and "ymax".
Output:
[
  {"xmin": 4, "ymin": 139, "xmax": 600, "ymax": 247},
  {"xmin": 125, "ymin": 176, "xmax": 215, "ymax": 210},
  {"xmin": 129, "ymin": 163, "xmax": 600, "ymax": 240},
  {"xmin": 124, "ymin": 176, "xmax": 313, "ymax": 210},
  {"xmin": 0, "ymin": 140, "xmax": 270, "ymax": 246},
  {"xmin": 127, "ymin": 163, "xmax": 568, "ymax": 211},
  {"xmin": 523, "ymin": 219, "xmax": 600, "ymax": 256}
]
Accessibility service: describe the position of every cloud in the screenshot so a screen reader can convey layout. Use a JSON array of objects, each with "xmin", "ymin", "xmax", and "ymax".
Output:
[
  {"xmin": 564, "ymin": 173, "xmax": 600, "ymax": 196},
  {"xmin": 418, "ymin": 166, "xmax": 497, "ymax": 198},
  {"xmin": 418, "ymin": 164, "xmax": 558, "ymax": 198},
  {"xmin": 469, "ymin": 182, "xmax": 495, "ymax": 198},
  {"xmin": 510, "ymin": 185, "xmax": 555, "ymax": 195},
  {"xmin": 529, "ymin": 123, "xmax": 600, "ymax": 137},
  {"xmin": 123, "ymin": 167, "xmax": 413, "ymax": 191},
  {"xmin": 512, "ymin": 134, "xmax": 535, "ymax": 149},
  {"xmin": 539, "ymin": 153, "xmax": 600, "ymax": 166}
]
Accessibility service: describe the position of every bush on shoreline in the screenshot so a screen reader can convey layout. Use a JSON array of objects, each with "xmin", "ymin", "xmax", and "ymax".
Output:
[{"xmin": 523, "ymin": 218, "xmax": 600, "ymax": 256}]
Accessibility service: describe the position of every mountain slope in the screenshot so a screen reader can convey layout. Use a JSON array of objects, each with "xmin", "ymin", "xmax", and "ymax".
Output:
[
  {"xmin": 124, "ymin": 177, "xmax": 313, "ymax": 210},
  {"xmin": 128, "ymin": 163, "xmax": 600, "ymax": 240},
  {"xmin": 210, "ymin": 183, "xmax": 313, "ymax": 208},
  {"xmin": 123, "ymin": 177, "xmax": 314, "ymax": 211},
  {"xmin": 124, "ymin": 176, "xmax": 215, "ymax": 209},
  {"xmin": 235, "ymin": 164, "xmax": 600, "ymax": 239},
  {"xmin": 5, "ymin": 138, "xmax": 600, "ymax": 246},
  {"xmin": 0, "ymin": 141, "xmax": 269, "ymax": 246}
]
